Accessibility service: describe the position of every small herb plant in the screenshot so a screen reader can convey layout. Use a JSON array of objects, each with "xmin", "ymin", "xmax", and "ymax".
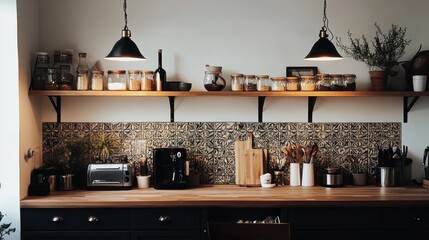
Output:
[
  {"xmin": 0, "ymin": 212, "xmax": 16, "ymax": 240},
  {"xmin": 336, "ymin": 23, "xmax": 411, "ymax": 73}
]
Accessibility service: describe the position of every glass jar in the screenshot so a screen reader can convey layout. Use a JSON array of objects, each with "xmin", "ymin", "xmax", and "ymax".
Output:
[
  {"xmin": 271, "ymin": 77, "xmax": 287, "ymax": 91},
  {"xmin": 300, "ymin": 76, "xmax": 316, "ymax": 91},
  {"xmin": 44, "ymin": 68, "xmax": 59, "ymax": 90},
  {"xmin": 316, "ymin": 74, "xmax": 331, "ymax": 91},
  {"xmin": 58, "ymin": 65, "xmax": 74, "ymax": 90},
  {"xmin": 76, "ymin": 70, "xmax": 89, "ymax": 90},
  {"xmin": 128, "ymin": 70, "xmax": 142, "ymax": 91},
  {"xmin": 91, "ymin": 70, "xmax": 104, "ymax": 91},
  {"xmin": 286, "ymin": 76, "xmax": 300, "ymax": 91},
  {"xmin": 256, "ymin": 75, "xmax": 271, "ymax": 91},
  {"xmin": 343, "ymin": 74, "xmax": 357, "ymax": 91},
  {"xmin": 330, "ymin": 74, "xmax": 345, "ymax": 91},
  {"xmin": 31, "ymin": 52, "xmax": 50, "ymax": 90},
  {"xmin": 244, "ymin": 75, "xmax": 257, "ymax": 91},
  {"xmin": 231, "ymin": 73, "xmax": 244, "ymax": 91},
  {"xmin": 54, "ymin": 50, "xmax": 74, "ymax": 89},
  {"xmin": 141, "ymin": 70, "xmax": 154, "ymax": 91},
  {"xmin": 107, "ymin": 70, "xmax": 127, "ymax": 90}
]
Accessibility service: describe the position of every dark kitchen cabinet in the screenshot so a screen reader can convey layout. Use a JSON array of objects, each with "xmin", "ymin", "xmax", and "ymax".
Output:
[{"xmin": 382, "ymin": 207, "xmax": 429, "ymax": 240}]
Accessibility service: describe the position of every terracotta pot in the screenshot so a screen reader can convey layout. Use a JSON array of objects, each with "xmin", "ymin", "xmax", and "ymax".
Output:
[{"xmin": 369, "ymin": 70, "xmax": 388, "ymax": 91}]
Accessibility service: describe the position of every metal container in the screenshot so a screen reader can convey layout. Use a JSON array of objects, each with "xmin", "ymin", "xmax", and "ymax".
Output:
[
  {"xmin": 323, "ymin": 173, "xmax": 343, "ymax": 187},
  {"xmin": 377, "ymin": 167, "xmax": 398, "ymax": 187}
]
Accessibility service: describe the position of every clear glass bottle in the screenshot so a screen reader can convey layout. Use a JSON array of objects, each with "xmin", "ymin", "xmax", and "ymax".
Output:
[
  {"xmin": 316, "ymin": 74, "xmax": 331, "ymax": 91},
  {"xmin": 330, "ymin": 74, "xmax": 345, "ymax": 91},
  {"xmin": 271, "ymin": 77, "xmax": 287, "ymax": 91},
  {"xmin": 31, "ymin": 52, "xmax": 50, "ymax": 90},
  {"xmin": 76, "ymin": 70, "xmax": 89, "ymax": 90},
  {"xmin": 44, "ymin": 68, "xmax": 59, "ymax": 90},
  {"xmin": 128, "ymin": 70, "xmax": 142, "ymax": 91},
  {"xmin": 141, "ymin": 70, "xmax": 154, "ymax": 91},
  {"xmin": 256, "ymin": 75, "xmax": 271, "ymax": 91},
  {"xmin": 231, "ymin": 73, "xmax": 244, "ymax": 91},
  {"xmin": 343, "ymin": 74, "xmax": 357, "ymax": 91},
  {"xmin": 286, "ymin": 76, "xmax": 300, "ymax": 91},
  {"xmin": 91, "ymin": 70, "xmax": 104, "ymax": 91},
  {"xmin": 300, "ymin": 76, "xmax": 316, "ymax": 91},
  {"xmin": 107, "ymin": 70, "xmax": 127, "ymax": 90},
  {"xmin": 244, "ymin": 75, "xmax": 257, "ymax": 91}
]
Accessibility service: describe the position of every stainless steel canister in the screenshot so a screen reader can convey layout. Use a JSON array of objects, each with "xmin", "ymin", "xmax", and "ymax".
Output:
[{"xmin": 377, "ymin": 167, "xmax": 398, "ymax": 187}]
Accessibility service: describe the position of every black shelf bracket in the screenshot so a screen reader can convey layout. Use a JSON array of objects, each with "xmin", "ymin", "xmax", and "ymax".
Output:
[
  {"xmin": 168, "ymin": 96, "xmax": 175, "ymax": 123},
  {"xmin": 308, "ymin": 97, "xmax": 317, "ymax": 123},
  {"xmin": 258, "ymin": 96, "xmax": 266, "ymax": 123},
  {"xmin": 48, "ymin": 96, "xmax": 62, "ymax": 123},
  {"xmin": 403, "ymin": 96, "xmax": 420, "ymax": 123}
]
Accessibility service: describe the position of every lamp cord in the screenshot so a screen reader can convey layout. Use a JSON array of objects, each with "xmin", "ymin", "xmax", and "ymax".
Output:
[
  {"xmin": 123, "ymin": 0, "xmax": 128, "ymax": 30},
  {"xmin": 322, "ymin": 0, "xmax": 334, "ymax": 40}
]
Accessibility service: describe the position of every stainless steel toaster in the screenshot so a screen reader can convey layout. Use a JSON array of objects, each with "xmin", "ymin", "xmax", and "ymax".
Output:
[{"xmin": 87, "ymin": 163, "xmax": 134, "ymax": 190}]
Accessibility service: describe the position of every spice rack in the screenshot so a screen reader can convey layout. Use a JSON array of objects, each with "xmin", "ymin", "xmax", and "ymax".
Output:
[{"xmin": 28, "ymin": 90, "xmax": 429, "ymax": 123}]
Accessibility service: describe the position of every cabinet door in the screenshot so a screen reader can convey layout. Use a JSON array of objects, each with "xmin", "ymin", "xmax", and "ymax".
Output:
[
  {"xmin": 293, "ymin": 229, "xmax": 382, "ymax": 240},
  {"xmin": 382, "ymin": 229, "xmax": 429, "ymax": 240},
  {"xmin": 130, "ymin": 230, "xmax": 200, "ymax": 240},
  {"xmin": 21, "ymin": 231, "xmax": 129, "ymax": 240}
]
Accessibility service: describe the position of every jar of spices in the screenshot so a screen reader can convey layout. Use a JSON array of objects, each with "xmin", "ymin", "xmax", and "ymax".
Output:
[
  {"xmin": 128, "ymin": 70, "xmax": 142, "ymax": 91},
  {"xmin": 107, "ymin": 70, "xmax": 127, "ymax": 90},
  {"xmin": 58, "ymin": 65, "xmax": 74, "ymax": 90},
  {"xmin": 231, "ymin": 73, "xmax": 244, "ymax": 91},
  {"xmin": 256, "ymin": 75, "xmax": 271, "ymax": 91},
  {"xmin": 300, "ymin": 76, "xmax": 316, "ymax": 91},
  {"xmin": 44, "ymin": 68, "xmax": 59, "ymax": 90},
  {"xmin": 286, "ymin": 76, "xmax": 300, "ymax": 91},
  {"xmin": 330, "ymin": 74, "xmax": 345, "ymax": 91},
  {"xmin": 141, "ymin": 70, "xmax": 154, "ymax": 91},
  {"xmin": 31, "ymin": 52, "xmax": 50, "ymax": 90},
  {"xmin": 54, "ymin": 50, "xmax": 74, "ymax": 90},
  {"xmin": 244, "ymin": 75, "xmax": 257, "ymax": 91},
  {"xmin": 271, "ymin": 77, "xmax": 287, "ymax": 91},
  {"xmin": 91, "ymin": 70, "xmax": 104, "ymax": 90},
  {"xmin": 316, "ymin": 74, "xmax": 331, "ymax": 91},
  {"xmin": 76, "ymin": 70, "xmax": 89, "ymax": 90},
  {"xmin": 343, "ymin": 74, "xmax": 357, "ymax": 91}
]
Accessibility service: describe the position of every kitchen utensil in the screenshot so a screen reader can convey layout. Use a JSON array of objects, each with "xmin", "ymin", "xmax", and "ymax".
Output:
[{"xmin": 166, "ymin": 81, "xmax": 192, "ymax": 91}]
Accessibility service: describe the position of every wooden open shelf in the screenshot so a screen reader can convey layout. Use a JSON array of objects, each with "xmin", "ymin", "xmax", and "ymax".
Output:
[{"xmin": 29, "ymin": 90, "xmax": 429, "ymax": 123}]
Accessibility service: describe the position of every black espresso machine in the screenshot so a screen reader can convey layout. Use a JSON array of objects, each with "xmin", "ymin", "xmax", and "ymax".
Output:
[{"xmin": 153, "ymin": 147, "xmax": 188, "ymax": 189}]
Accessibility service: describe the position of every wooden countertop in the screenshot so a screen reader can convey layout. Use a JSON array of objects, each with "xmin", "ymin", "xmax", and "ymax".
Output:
[{"xmin": 20, "ymin": 185, "xmax": 429, "ymax": 208}]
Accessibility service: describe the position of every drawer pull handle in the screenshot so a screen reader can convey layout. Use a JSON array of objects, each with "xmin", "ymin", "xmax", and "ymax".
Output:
[
  {"xmin": 159, "ymin": 216, "xmax": 171, "ymax": 222},
  {"xmin": 414, "ymin": 217, "xmax": 425, "ymax": 222},
  {"xmin": 52, "ymin": 216, "xmax": 63, "ymax": 223},
  {"xmin": 88, "ymin": 216, "xmax": 99, "ymax": 223}
]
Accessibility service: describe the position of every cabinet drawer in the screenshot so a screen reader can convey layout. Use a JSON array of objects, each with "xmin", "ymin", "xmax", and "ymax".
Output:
[
  {"xmin": 383, "ymin": 207, "xmax": 429, "ymax": 229},
  {"xmin": 287, "ymin": 207, "xmax": 381, "ymax": 230},
  {"xmin": 21, "ymin": 208, "xmax": 129, "ymax": 231},
  {"xmin": 130, "ymin": 208, "xmax": 200, "ymax": 230}
]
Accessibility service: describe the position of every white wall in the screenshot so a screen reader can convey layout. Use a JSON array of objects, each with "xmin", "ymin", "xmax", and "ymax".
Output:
[
  {"xmin": 35, "ymin": 0, "xmax": 429, "ymax": 179},
  {"xmin": 0, "ymin": 0, "xmax": 20, "ymax": 239}
]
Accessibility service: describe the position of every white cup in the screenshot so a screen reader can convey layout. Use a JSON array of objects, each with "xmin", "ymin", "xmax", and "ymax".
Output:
[
  {"xmin": 301, "ymin": 163, "xmax": 314, "ymax": 187},
  {"xmin": 289, "ymin": 163, "xmax": 301, "ymax": 186},
  {"xmin": 260, "ymin": 173, "xmax": 272, "ymax": 185},
  {"xmin": 412, "ymin": 75, "xmax": 427, "ymax": 92},
  {"xmin": 137, "ymin": 175, "xmax": 151, "ymax": 189}
]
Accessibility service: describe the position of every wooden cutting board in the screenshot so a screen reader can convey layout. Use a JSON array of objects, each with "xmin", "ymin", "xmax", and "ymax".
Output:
[{"xmin": 235, "ymin": 132, "xmax": 267, "ymax": 187}]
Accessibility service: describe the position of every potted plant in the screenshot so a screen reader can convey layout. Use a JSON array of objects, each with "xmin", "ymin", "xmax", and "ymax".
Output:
[
  {"xmin": 336, "ymin": 23, "xmax": 411, "ymax": 90},
  {"xmin": 136, "ymin": 158, "xmax": 151, "ymax": 188},
  {"xmin": 0, "ymin": 211, "xmax": 16, "ymax": 240},
  {"xmin": 346, "ymin": 155, "xmax": 367, "ymax": 186},
  {"xmin": 93, "ymin": 133, "xmax": 118, "ymax": 162}
]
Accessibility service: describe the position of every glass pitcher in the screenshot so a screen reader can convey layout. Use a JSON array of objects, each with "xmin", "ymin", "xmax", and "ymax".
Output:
[{"xmin": 204, "ymin": 65, "xmax": 226, "ymax": 91}]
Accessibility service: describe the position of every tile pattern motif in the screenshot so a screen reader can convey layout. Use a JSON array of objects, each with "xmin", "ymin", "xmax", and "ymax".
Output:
[{"xmin": 42, "ymin": 122, "xmax": 401, "ymax": 185}]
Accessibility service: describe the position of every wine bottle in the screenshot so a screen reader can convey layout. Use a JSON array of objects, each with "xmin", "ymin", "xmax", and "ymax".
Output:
[{"xmin": 154, "ymin": 49, "xmax": 167, "ymax": 91}]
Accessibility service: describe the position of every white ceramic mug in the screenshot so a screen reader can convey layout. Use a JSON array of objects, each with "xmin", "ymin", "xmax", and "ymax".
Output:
[
  {"xmin": 260, "ymin": 173, "xmax": 272, "ymax": 185},
  {"xmin": 412, "ymin": 75, "xmax": 427, "ymax": 92},
  {"xmin": 301, "ymin": 163, "xmax": 314, "ymax": 187},
  {"xmin": 137, "ymin": 175, "xmax": 151, "ymax": 189},
  {"xmin": 289, "ymin": 163, "xmax": 301, "ymax": 186}
]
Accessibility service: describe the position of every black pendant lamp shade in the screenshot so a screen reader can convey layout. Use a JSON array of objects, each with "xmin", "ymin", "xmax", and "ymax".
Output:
[
  {"xmin": 105, "ymin": 0, "xmax": 145, "ymax": 61},
  {"xmin": 305, "ymin": 0, "xmax": 342, "ymax": 61}
]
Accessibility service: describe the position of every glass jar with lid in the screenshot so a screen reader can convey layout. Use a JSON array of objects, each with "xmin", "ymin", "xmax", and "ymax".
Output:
[
  {"xmin": 300, "ymin": 76, "xmax": 316, "ymax": 91},
  {"xmin": 286, "ymin": 76, "xmax": 300, "ymax": 91},
  {"xmin": 58, "ymin": 65, "xmax": 74, "ymax": 90},
  {"xmin": 244, "ymin": 75, "xmax": 257, "ymax": 91},
  {"xmin": 76, "ymin": 70, "xmax": 89, "ymax": 90},
  {"xmin": 343, "ymin": 74, "xmax": 357, "ymax": 91},
  {"xmin": 256, "ymin": 75, "xmax": 271, "ymax": 91},
  {"xmin": 231, "ymin": 73, "xmax": 244, "ymax": 91},
  {"xmin": 271, "ymin": 77, "xmax": 287, "ymax": 91},
  {"xmin": 44, "ymin": 68, "xmax": 59, "ymax": 90},
  {"xmin": 316, "ymin": 74, "xmax": 331, "ymax": 91},
  {"xmin": 107, "ymin": 70, "xmax": 127, "ymax": 90},
  {"xmin": 330, "ymin": 74, "xmax": 345, "ymax": 91},
  {"xmin": 31, "ymin": 52, "xmax": 50, "ymax": 90},
  {"xmin": 141, "ymin": 70, "xmax": 154, "ymax": 91},
  {"xmin": 128, "ymin": 70, "xmax": 142, "ymax": 91},
  {"xmin": 91, "ymin": 70, "xmax": 104, "ymax": 90}
]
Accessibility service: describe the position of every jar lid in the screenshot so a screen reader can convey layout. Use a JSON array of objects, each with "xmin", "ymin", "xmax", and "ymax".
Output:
[
  {"xmin": 128, "ymin": 70, "xmax": 142, "ymax": 74},
  {"xmin": 244, "ymin": 75, "xmax": 256, "ymax": 78},
  {"xmin": 143, "ymin": 70, "xmax": 154, "ymax": 74},
  {"xmin": 286, "ymin": 76, "xmax": 299, "ymax": 80},
  {"xmin": 257, "ymin": 75, "xmax": 270, "ymax": 78},
  {"xmin": 231, "ymin": 73, "xmax": 243, "ymax": 77},
  {"xmin": 301, "ymin": 75, "xmax": 315, "ymax": 79},
  {"xmin": 77, "ymin": 70, "xmax": 89, "ymax": 74},
  {"xmin": 316, "ymin": 73, "xmax": 330, "ymax": 77},
  {"xmin": 271, "ymin": 77, "xmax": 287, "ymax": 81},
  {"xmin": 108, "ymin": 70, "xmax": 126, "ymax": 74},
  {"xmin": 92, "ymin": 70, "xmax": 104, "ymax": 74},
  {"xmin": 37, "ymin": 52, "xmax": 49, "ymax": 56},
  {"xmin": 330, "ymin": 74, "xmax": 343, "ymax": 78},
  {"xmin": 342, "ymin": 74, "xmax": 356, "ymax": 78}
]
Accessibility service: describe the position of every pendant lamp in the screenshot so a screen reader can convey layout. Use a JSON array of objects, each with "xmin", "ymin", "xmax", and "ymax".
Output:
[
  {"xmin": 106, "ymin": 0, "xmax": 145, "ymax": 61},
  {"xmin": 305, "ymin": 0, "xmax": 342, "ymax": 61}
]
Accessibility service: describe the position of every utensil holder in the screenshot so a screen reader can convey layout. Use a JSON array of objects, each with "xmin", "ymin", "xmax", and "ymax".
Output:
[
  {"xmin": 289, "ymin": 163, "xmax": 301, "ymax": 186},
  {"xmin": 377, "ymin": 167, "xmax": 398, "ymax": 187},
  {"xmin": 301, "ymin": 163, "xmax": 314, "ymax": 187}
]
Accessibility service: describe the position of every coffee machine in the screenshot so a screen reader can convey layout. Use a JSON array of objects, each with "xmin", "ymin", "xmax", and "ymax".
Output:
[{"xmin": 153, "ymin": 147, "xmax": 188, "ymax": 189}]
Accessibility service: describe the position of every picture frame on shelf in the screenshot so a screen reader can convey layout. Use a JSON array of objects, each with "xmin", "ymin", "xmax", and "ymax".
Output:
[{"xmin": 286, "ymin": 66, "xmax": 318, "ymax": 77}]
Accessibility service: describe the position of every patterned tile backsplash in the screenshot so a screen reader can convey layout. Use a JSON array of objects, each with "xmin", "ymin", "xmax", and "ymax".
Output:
[{"xmin": 42, "ymin": 122, "xmax": 401, "ymax": 185}]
